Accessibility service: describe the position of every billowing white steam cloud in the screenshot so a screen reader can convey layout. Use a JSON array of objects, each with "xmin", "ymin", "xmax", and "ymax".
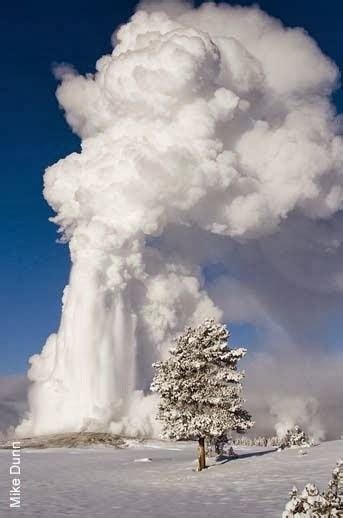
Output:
[{"xmin": 17, "ymin": 1, "xmax": 343, "ymax": 438}]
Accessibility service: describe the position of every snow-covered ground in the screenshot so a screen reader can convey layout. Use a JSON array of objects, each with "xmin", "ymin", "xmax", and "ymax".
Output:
[{"xmin": 0, "ymin": 439, "xmax": 341, "ymax": 517}]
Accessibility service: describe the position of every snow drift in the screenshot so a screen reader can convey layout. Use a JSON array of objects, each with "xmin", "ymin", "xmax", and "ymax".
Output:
[{"xmin": 17, "ymin": 1, "xmax": 343, "ymax": 437}]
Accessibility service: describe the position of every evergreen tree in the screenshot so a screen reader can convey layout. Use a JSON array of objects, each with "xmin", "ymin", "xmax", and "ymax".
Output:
[
  {"xmin": 151, "ymin": 319, "xmax": 254, "ymax": 471},
  {"xmin": 282, "ymin": 459, "xmax": 343, "ymax": 517},
  {"xmin": 281, "ymin": 425, "xmax": 310, "ymax": 449}
]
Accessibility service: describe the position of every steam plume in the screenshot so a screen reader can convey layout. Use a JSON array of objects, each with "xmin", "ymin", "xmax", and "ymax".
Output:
[{"xmin": 17, "ymin": 1, "xmax": 343, "ymax": 438}]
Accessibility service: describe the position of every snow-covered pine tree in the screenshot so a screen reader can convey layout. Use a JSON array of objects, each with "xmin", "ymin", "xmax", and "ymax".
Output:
[
  {"xmin": 151, "ymin": 319, "xmax": 254, "ymax": 471},
  {"xmin": 281, "ymin": 425, "xmax": 310, "ymax": 449},
  {"xmin": 282, "ymin": 459, "xmax": 343, "ymax": 517}
]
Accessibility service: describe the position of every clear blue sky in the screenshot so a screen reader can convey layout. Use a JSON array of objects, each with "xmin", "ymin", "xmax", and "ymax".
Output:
[{"xmin": 1, "ymin": 0, "xmax": 342, "ymax": 375}]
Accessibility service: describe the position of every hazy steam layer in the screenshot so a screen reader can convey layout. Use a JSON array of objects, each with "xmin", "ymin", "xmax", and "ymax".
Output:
[{"xmin": 17, "ymin": 1, "xmax": 343, "ymax": 438}]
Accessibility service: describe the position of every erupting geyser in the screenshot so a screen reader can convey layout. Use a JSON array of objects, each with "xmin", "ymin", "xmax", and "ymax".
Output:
[{"xmin": 17, "ymin": 1, "xmax": 343, "ymax": 437}]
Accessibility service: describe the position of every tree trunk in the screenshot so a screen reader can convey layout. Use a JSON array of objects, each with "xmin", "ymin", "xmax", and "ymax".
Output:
[{"xmin": 197, "ymin": 437, "xmax": 206, "ymax": 471}]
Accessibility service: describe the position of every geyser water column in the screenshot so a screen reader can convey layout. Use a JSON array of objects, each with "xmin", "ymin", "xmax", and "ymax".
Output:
[
  {"xmin": 17, "ymin": 2, "xmax": 342, "ymax": 437},
  {"xmin": 18, "ymin": 233, "xmax": 139, "ymax": 435}
]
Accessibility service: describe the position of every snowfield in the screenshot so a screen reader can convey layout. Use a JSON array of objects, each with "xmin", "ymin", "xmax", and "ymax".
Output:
[{"xmin": 0, "ymin": 439, "xmax": 341, "ymax": 517}]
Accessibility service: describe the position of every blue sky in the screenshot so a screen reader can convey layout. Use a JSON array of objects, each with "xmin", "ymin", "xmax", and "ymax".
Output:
[{"xmin": 1, "ymin": 0, "xmax": 342, "ymax": 375}]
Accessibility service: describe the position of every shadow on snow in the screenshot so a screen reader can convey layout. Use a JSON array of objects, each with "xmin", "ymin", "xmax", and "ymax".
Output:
[{"xmin": 215, "ymin": 448, "xmax": 277, "ymax": 465}]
